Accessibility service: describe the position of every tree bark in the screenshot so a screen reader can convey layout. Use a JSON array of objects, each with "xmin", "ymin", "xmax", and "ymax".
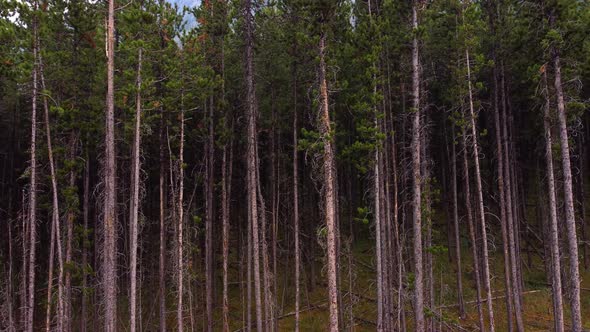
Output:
[
  {"xmin": 222, "ymin": 128, "xmax": 233, "ymax": 332},
  {"xmin": 104, "ymin": 0, "xmax": 118, "ymax": 328},
  {"xmin": 292, "ymin": 42, "xmax": 301, "ymax": 332},
  {"xmin": 318, "ymin": 30, "xmax": 340, "ymax": 332},
  {"xmin": 500, "ymin": 62, "xmax": 524, "ymax": 329},
  {"xmin": 81, "ymin": 154, "xmax": 90, "ymax": 332},
  {"xmin": 39, "ymin": 35, "xmax": 65, "ymax": 332},
  {"xmin": 243, "ymin": 0, "xmax": 264, "ymax": 330},
  {"xmin": 487, "ymin": 4, "xmax": 516, "ymax": 329},
  {"xmin": 129, "ymin": 47, "xmax": 143, "ymax": 332},
  {"xmin": 462, "ymin": 123, "xmax": 485, "ymax": 332},
  {"xmin": 451, "ymin": 125, "xmax": 465, "ymax": 319},
  {"xmin": 206, "ymin": 96, "xmax": 215, "ymax": 332},
  {"xmin": 552, "ymin": 48, "xmax": 582, "ymax": 330},
  {"xmin": 542, "ymin": 67, "xmax": 565, "ymax": 332},
  {"xmin": 26, "ymin": 9, "xmax": 39, "ymax": 331},
  {"xmin": 177, "ymin": 89, "xmax": 185, "ymax": 332},
  {"xmin": 410, "ymin": 2, "xmax": 424, "ymax": 330},
  {"xmin": 465, "ymin": 47, "xmax": 495, "ymax": 332}
]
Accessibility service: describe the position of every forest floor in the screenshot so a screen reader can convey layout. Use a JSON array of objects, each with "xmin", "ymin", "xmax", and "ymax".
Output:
[{"xmin": 260, "ymin": 238, "xmax": 590, "ymax": 332}]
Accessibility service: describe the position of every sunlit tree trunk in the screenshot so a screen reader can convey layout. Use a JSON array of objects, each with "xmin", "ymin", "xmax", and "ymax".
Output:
[
  {"xmin": 465, "ymin": 47, "xmax": 495, "ymax": 332},
  {"xmin": 318, "ymin": 30, "xmax": 340, "ymax": 332},
  {"xmin": 541, "ymin": 67, "xmax": 565, "ymax": 332},
  {"xmin": 26, "ymin": 8, "xmax": 39, "ymax": 331},
  {"xmin": 243, "ymin": 0, "xmax": 263, "ymax": 330},
  {"xmin": 103, "ymin": 0, "xmax": 118, "ymax": 328},
  {"xmin": 552, "ymin": 46, "xmax": 582, "ymax": 331},
  {"xmin": 410, "ymin": 2, "xmax": 424, "ymax": 330},
  {"xmin": 129, "ymin": 47, "xmax": 143, "ymax": 332}
]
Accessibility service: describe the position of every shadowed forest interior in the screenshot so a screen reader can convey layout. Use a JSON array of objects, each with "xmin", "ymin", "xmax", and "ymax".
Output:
[{"xmin": 0, "ymin": 0, "xmax": 589, "ymax": 331}]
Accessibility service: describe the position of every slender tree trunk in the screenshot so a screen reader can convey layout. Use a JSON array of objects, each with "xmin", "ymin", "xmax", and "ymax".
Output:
[
  {"xmin": 104, "ymin": 0, "xmax": 118, "ymax": 328},
  {"xmin": 243, "ymin": 0, "xmax": 263, "ymax": 330},
  {"xmin": 410, "ymin": 2, "xmax": 424, "ymax": 330},
  {"xmin": 318, "ymin": 30, "xmax": 340, "ymax": 332},
  {"xmin": 221, "ymin": 129, "xmax": 233, "ymax": 332},
  {"xmin": 26, "ymin": 10, "xmax": 39, "ymax": 331},
  {"xmin": 451, "ymin": 125, "xmax": 465, "ymax": 319},
  {"xmin": 487, "ymin": 5, "xmax": 516, "ymax": 329},
  {"xmin": 465, "ymin": 48, "xmax": 495, "ymax": 332},
  {"xmin": 462, "ymin": 124, "xmax": 485, "ymax": 332},
  {"xmin": 39, "ymin": 35, "xmax": 65, "ymax": 332},
  {"xmin": 375, "ymin": 134, "xmax": 384, "ymax": 332},
  {"xmin": 206, "ymin": 96, "xmax": 215, "ymax": 332},
  {"xmin": 552, "ymin": 47, "xmax": 582, "ymax": 330},
  {"xmin": 177, "ymin": 90, "xmax": 185, "ymax": 332},
  {"xmin": 500, "ymin": 63, "xmax": 524, "ymax": 329},
  {"xmin": 541, "ymin": 67, "xmax": 565, "ymax": 332},
  {"xmin": 292, "ymin": 46, "xmax": 301, "ymax": 332},
  {"xmin": 129, "ymin": 47, "xmax": 143, "ymax": 332},
  {"xmin": 21, "ymin": 190, "xmax": 28, "ymax": 331},
  {"xmin": 81, "ymin": 154, "xmax": 90, "ymax": 332}
]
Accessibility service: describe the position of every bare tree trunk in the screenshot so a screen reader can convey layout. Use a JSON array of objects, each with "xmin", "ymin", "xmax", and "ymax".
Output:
[
  {"xmin": 318, "ymin": 31, "xmax": 340, "ymax": 332},
  {"xmin": 104, "ymin": 0, "xmax": 118, "ymax": 328},
  {"xmin": 243, "ymin": 0, "xmax": 263, "ymax": 330},
  {"xmin": 451, "ymin": 125, "xmax": 465, "ymax": 319},
  {"xmin": 292, "ymin": 47, "xmax": 301, "ymax": 332},
  {"xmin": 206, "ymin": 95, "xmax": 215, "ymax": 332},
  {"xmin": 39, "ymin": 35, "xmax": 65, "ymax": 332},
  {"xmin": 21, "ymin": 190, "xmax": 29, "ymax": 331},
  {"xmin": 81, "ymin": 154, "xmax": 90, "ymax": 332},
  {"xmin": 552, "ymin": 48, "xmax": 582, "ymax": 330},
  {"xmin": 222, "ymin": 128, "xmax": 233, "ymax": 332},
  {"xmin": 158, "ymin": 86, "xmax": 166, "ymax": 332},
  {"xmin": 500, "ymin": 63, "xmax": 524, "ymax": 329},
  {"xmin": 375, "ymin": 134, "xmax": 384, "ymax": 332},
  {"xmin": 462, "ymin": 124, "xmax": 485, "ymax": 332},
  {"xmin": 487, "ymin": 5, "xmax": 515, "ymax": 328},
  {"xmin": 465, "ymin": 48, "xmax": 495, "ymax": 332},
  {"xmin": 410, "ymin": 2, "xmax": 424, "ymax": 330},
  {"xmin": 26, "ymin": 9, "xmax": 39, "ymax": 331},
  {"xmin": 177, "ymin": 90, "xmax": 185, "ymax": 332},
  {"xmin": 129, "ymin": 47, "xmax": 143, "ymax": 332},
  {"xmin": 541, "ymin": 67, "xmax": 565, "ymax": 332}
]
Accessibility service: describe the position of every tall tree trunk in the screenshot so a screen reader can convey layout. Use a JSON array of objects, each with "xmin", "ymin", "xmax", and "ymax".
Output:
[
  {"xmin": 410, "ymin": 2, "xmax": 424, "ymax": 330},
  {"xmin": 465, "ymin": 47, "xmax": 495, "ymax": 332},
  {"xmin": 158, "ymin": 105, "xmax": 167, "ymax": 332},
  {"xmin": 39, "ymin": 35, "xmax": 65, "ymax": 332},
  {"xmin": 104, "ymin": 0, "xmax": 118, "ymax": 328},
  {"xmin": 375, "ymin": 135, "xmax": 384, "ymax": 332},
  {"xmin": 243, "ymin": 0, "xmax": 263, "ymax": 330},
  {"xmin": 221, "ymin": 128, "xmax": 233, "ymax": 332},
  {"xmin": 462, "ymin": 123, "xmax": 485, "ymax": 332},
  {"xmin": 450, "ymin": 125, "xmax": 465, "ymax": 319},
  {"xmin": 500, "ymin": 63, "xmax": 524, "ymax": 328},
  {"xmin": 552, "ymin": 47, "xmax": 582, "ymax": 330},
  {"xmin": 81, "ymin": 154, "xmax": 90, "ymax": 332},
  {"xmin": 129, "ymin": 47, "xmax": 143, "ymax": 332},
  {"xmin": 177, "ymin": 90, "xmax": 185, "ymax": 332},
  {"xmin": 318, "ymin": 30, "xmax": 340, "ymax": 332},
  {"xmin": 292, "ymin": 45, "xmax": 301, "ymax": 332},
  {"xmin": 206, "ymin": 96, "xmax": 215, "ymax": 332},
  {"xmin": 487, "ymin": 4, "xmax": 516, "ymax": 329},
  {"xmin": 26, "ymin": 9, "xmax": 39, "ymax": 331},
  {"xmin": 541, "ymin": 67, "xmax": 565, "ymax": 332}
]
